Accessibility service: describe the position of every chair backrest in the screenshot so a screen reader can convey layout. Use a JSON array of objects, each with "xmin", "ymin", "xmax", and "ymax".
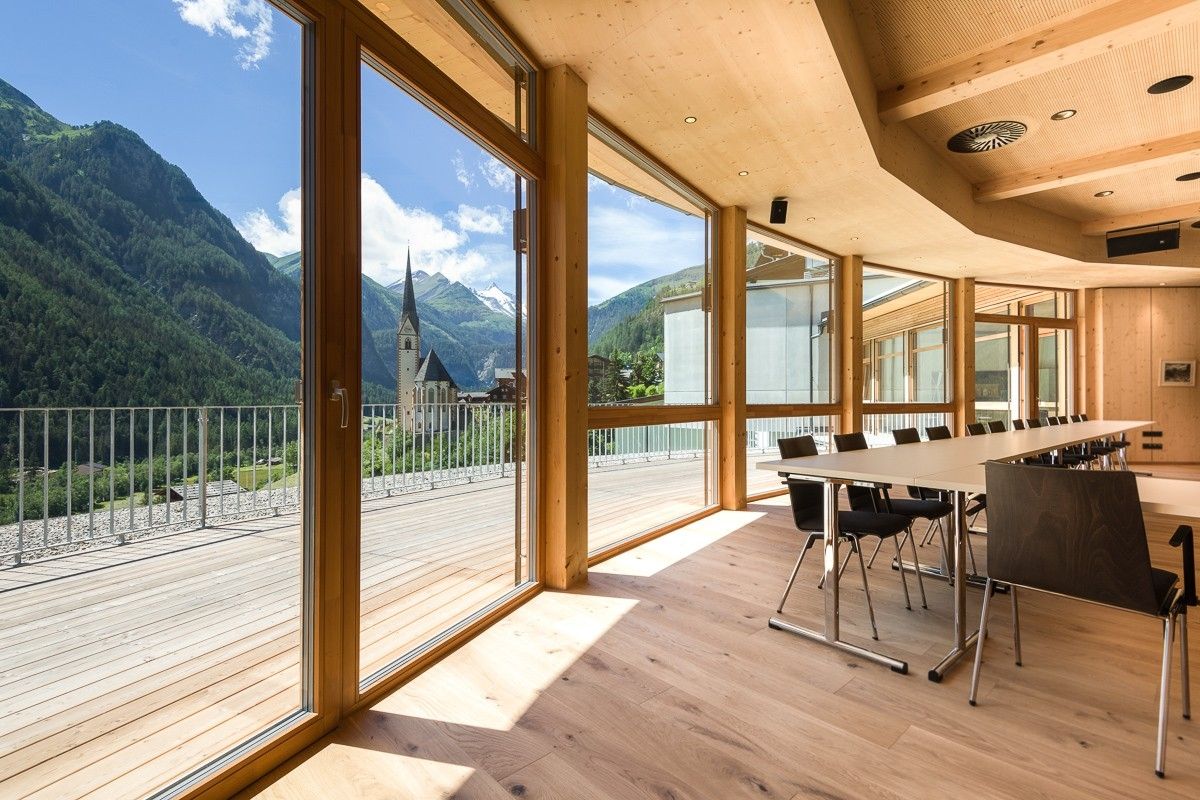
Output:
[
  {"xmin": 892, "ymin": 427, "xmax": 920, "ymax": 445},
  {"xmin": 1070, "ymin": 414, "xmax": 1083, "ymax": 423},
  {"xmin": 966, "ymin": 422, "xmax": 987, "ymax": 436},
  {"xmin": 1057, "ymin": 416, "xmax": 1069, "ymax": 425},
  {"xmin": 832, "ymin": 432, "xmax": 878, "ymax": 512},
  {"xmin": 778, "ymin": 435, "xmax": 823, "ymax": 531},
  {"xmin": 983, "ymin": 461, "xmax": 1163, "ymax": 616},
  {"xmin": 1012, "ymin": 418, "xmax": 1026, "ymax": 430},
  {"xmin": 1026, "ymin": 418, "xmax": 1042, "ymax": 428},
  {"xmin": 1080, "ymin": 414, "xmax": 1089, "ymax": 422},
  {"xmin": 926, "ymin": 425, "xmax": 952, "ymax": 440},
  {"xmin": 1047, "ymin": 416, "xmax": 1061, "ymax": 426},
  {"xmin": 988, "ymin": 420, "xmax": 1006, "ymax": 433}
]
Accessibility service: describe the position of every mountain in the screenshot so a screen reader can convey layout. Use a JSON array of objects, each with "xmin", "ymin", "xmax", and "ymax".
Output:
[
  {"xmin": 587, "ymin": 263, "xmax": 704, "ymax": 356},
  {"xmin": 473, "ymin": 283, "xmax": 517, "ymax": 318},
  {"xmin": 0, "ymin": 76, "xmax": 311, "ymax": 410}
]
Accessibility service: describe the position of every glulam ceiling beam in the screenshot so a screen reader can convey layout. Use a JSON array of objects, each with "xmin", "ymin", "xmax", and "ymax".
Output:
[
  {"xmin": 878, "ymin": 0, "xmax": 1200, "ymax": 124},
  {"xmin": 1082, "ymin": 202, "xmax": 1200, "ymax": 235},
  {"xmin": 974, "ymin": 131, "xmax": 1200, "ymax": 202}
]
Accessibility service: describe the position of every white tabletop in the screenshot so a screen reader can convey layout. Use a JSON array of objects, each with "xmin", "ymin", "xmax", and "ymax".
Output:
[{"xmin": 755, "ymin": 420, "xmax": 1151, "ymax": 486}]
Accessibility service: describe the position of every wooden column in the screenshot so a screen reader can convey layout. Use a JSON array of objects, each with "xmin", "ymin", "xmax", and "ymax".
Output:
[
  {"xmin": 952, "ymin": 278, "xmax": 975, "ymax": 435},
  {"xmin": 1075, "ymin": 288, "xmax": 1093, "ymax": 415},
  {"xmin": 717, "ymin": 207, "xmax": 747, "ymax": 510},
  {"xmin": 839, "ymin": 255, "xmax": 864, "ymax": 434},
  {"xmin": 537, "ymin": 64, "xmax": 589, "ymax": 590}
]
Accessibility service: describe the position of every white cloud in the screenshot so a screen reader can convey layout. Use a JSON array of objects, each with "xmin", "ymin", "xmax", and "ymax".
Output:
[
  {"xmin": 586, "ymin": 202, "xmax": 706, "ymax": 304},
  {"xmin": 238, "ymin": 187, "xmax": 301, "ymax": 256},
  {"xmin": 479, "ymin": 155, "xmax": 516, "ymax": 192},
  {"xmin": 588, "ymin": 275, "xmax": 637, "ymax": 306},
  {"xmin": 453, "ymin": 151, "xmax": 474, "ymax": 190},
  {"xmin": 174, "ymin": 0, "xmax": 274, "ymax": 69},
  {"xmin": 239, "ymin": 176, "xmax": 515, "ymax": 288},
  {"xmin": 454, "ymin": 204, "xmax": 505, "ymax": 235}
]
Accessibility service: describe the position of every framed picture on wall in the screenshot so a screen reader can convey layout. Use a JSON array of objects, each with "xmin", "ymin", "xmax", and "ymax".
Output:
[{"xmin": 1159, "ymin": 359, "xmax": 1196, "ymax": 387}]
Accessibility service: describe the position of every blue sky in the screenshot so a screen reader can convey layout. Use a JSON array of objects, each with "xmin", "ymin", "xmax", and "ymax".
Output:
[{"xmin": 0, "ymin": 0, "xmax": 704, "ymax": 303}]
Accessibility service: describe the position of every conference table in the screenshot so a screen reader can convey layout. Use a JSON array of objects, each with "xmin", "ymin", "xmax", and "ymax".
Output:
[{"xmin": 754, "ymin": 420, "xmax": 1190, "ymax": 681}]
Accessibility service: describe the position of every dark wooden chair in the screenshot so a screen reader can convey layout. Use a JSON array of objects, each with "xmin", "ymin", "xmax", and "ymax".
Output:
[
  {"xmin": 966, "ymin": 422, "xmax": 988, "ymax": 436},
  {"xmin": 987, "ymin": 420, "xmax": 1006, "ymax": 433},
  {"xmin": 1012, "ymin": 419, "xmax": 1026, "ymax": 430},
  {"xmin": 971, "ymin": 461, "xmax": 1195, "ymax": 777},
  {"xmin": 925, "ymin": 425, "xmax": 952, "ymax": 440},
  {"xmin": 774, "ymin": 435, "xmax": 915, "ymax": 639}
]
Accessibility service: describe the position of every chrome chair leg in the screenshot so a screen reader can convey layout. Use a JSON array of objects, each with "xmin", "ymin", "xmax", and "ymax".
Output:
[
  {"xmin": 1181, "ymin": 608, "xmax": 1191, "ymax": 721},
  {"xmin": 818, "ymin": 545, "xmax": 853, "ymax": 589},
  {"xmin": 969, "ymin": 577, "xmax": 995, "ymax": 706},
  {"xmin": 866, "ymin": 535, "xmax": 885, "ymax": 568},
  {"xmin": 906, "ymin": 525, "xmax": 928, "ymax": 608},
  {"xmin": 920, "ymin": 517, "xmax": 938, "ymax": 547},
  {"xmin": 776, "ymin": 541, "xmax": 811, "ymax": 613},
  {"xmin": 1011, "ymin": 586, "xmax": 1022, "ymax": 666},
  {"xmin": 855, "ymin": 541, "xmax": 879, "ymax": 641},
  {"xmin": 1155, "ymin": 613, "xmax": 1175, "ymax": 778},
  {"xmin": 966, "ymin": 529, "xmax": 979, "ymax": 575},
  {"xmin": 893, "ymin": 536, "xmax": 911, "ymax": 610}
]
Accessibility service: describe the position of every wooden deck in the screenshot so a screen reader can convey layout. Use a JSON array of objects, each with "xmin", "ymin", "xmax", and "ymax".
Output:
[
  {"xmin": 246, "ymin": 482, "xmax": 1200, "ymax": 800},
  {"xmin": 0, "ymin": 458, "xmax": 710, "ymax": 800}
]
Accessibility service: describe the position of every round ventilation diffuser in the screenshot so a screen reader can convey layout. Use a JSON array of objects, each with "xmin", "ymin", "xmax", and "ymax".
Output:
[
  {"xmin": 947, "ymin": 121, "xmax": 1027, "ymax": 153},
  {"xmin": 1148, "ymin": 75, "xmax": 1193, "ymax": 94}
]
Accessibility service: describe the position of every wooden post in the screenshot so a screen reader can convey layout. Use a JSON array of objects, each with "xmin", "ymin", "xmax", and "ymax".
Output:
[
  {"xmin": 952, "ymin": 278, "xmax": 975, "ymax": 435},
  {"xmin": 537, "ymin": 64, "xmax": 589, "ymax": 590},
  {"xmin": 717, "ymin": 207, "xmax": 747, "ymax": 510},
  {"xmin": 839, "ymin": 255, "xmax": 864, "ymax": 434},
  {"xmin": 1075, "ymin": 288, "xmax": 1092, "ymax": 415}
]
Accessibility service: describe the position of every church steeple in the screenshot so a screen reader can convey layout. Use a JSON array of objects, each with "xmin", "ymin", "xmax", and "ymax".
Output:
[{"xmin": 399, "ymin": 246, "xmax": 419, "ymax": 334}]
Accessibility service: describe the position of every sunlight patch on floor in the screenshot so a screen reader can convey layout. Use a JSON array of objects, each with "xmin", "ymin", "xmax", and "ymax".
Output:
[
  {"xmin": 373, "ymin": 592, "xmax": 638, "ymax": 730},
  {"xmin": 590, "ymin": 509, "xmax": 766, "ymax": 577}
]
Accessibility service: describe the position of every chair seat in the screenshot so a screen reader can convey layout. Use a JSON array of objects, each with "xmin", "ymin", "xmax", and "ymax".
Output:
[
  {"xmin": 796, "ymin": 510, "xmax": 912, "ymax": 539},
  {"xmin": 887, "ymin": 497, "xmax": 953, "ymax": 520},
  {"xmin": 1152, "ymin": 568, "xmax": 1180, "ymax": 614}
]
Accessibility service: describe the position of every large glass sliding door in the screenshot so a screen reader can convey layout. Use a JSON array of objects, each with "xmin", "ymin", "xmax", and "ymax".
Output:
[
  {"xmin": 0, "ymin": 3, "xmax": 311, "ymax": 797},
  {"xmin": 357, "ymin": 57, "xmax": 532, "ymax": 687}
]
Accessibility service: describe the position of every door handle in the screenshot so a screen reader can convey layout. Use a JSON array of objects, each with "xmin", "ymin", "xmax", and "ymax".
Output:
[{"xmin": 330, "ymin": 381, "xmax": 348, "ymax": 429}]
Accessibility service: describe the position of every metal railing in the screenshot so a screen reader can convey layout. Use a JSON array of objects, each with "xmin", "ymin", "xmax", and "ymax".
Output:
[
  {"xmin": 585, "ymin": 422, "xmax": 708, "ymax": 467},
  {"xmin": 862, "ymin": 411, "xmax": 952, "ymax": 447}
]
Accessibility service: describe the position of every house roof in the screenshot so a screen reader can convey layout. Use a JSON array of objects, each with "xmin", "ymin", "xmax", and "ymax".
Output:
[{"xmin": 416, "ymin": 348, "xmax": 457, "ymax": 388}]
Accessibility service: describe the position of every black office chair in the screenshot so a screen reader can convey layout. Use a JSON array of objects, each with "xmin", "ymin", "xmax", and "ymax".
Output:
[
  {"xmin": 926, "ymin": 425, "xmax": 952, "ymax": 440},
  {"xmin": 966, "ymin": 422, "xmax": 988, "ymax": 436},
  {"xmin": 1076, "ymin": 413, "xmax": 1124, "ymax": 470},
  {"xmin": 833, "ymin": 432, "xmax": 942, "ymax": 608},
  {"xmin": 971, "ymin": 462, "xmax": 1195, "ymax": 777},
  {"xmin": 987, "ymin": 420, "xmax": 1006, "ymax": 433},
  {"xmin": 775, "ymin": 436, "xmax": 915, "ymax": 639},
  {"xmin": 1012, "ymin": 419, "xmax": 1026, "ymax": 431},
  {"xmin": 1026, "ymin": 418, "xmax": 1042, "ymax": 428},
  {"xmin": 1046, "ymin": 416, "xmax": 1061, "ymax": 426}
]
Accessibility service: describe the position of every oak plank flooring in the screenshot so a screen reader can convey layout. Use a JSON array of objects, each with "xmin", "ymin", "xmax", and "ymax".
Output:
[{"xmin": 246, "ymin": 474, "xmax": 1199, "ymax": 800}]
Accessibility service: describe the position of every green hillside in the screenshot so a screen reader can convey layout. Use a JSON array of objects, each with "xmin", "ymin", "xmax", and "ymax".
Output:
[{"xmin": 588, "ymin": 263, "xmax": 704, "ymax": 356}]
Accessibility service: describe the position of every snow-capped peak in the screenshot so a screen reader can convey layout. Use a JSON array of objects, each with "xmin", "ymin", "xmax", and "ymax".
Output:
[{"xmin": 473, "ymin": 283, "xmax": 518, "ymax": 318}]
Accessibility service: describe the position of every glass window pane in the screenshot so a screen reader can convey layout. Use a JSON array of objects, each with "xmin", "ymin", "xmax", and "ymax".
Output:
[
  {"xmin": 975, "ymin": 285, "xmax": 1073, "ymax": 318},
  {"xmin": 364, "ymin": 0, "xmax": 534, "ymax": 142},
  {"xmin": 587, "ymin": 422, "xmax": 714, "ymax": 553},
  {"xmin": 863, "ymin": 266, "xmax": 949, "ymax": 404},
  {"xmin": 745, "ymin": 416, "xmax": 838, "ymax": 495},
  {"xmin": 358, "ymin": 59, "xmax": 532, "ymax": 687},
  {"xmin": 745, "ymin": 231, "xmax": 836, "ymax": 404},
  {"xmin": 0, "ymin": 3, "xmax": 307, "ymax": 797},
  {"xmin": 587, "ymin": 127, "xmax": 711, "ymax": 406}
]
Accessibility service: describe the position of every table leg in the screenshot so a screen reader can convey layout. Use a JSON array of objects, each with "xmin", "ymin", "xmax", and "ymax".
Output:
[
  {"xmin": 769, "ymin": 480, "xmax": 908, "ymax": 674},
  {"xmin": 927, "ymin": 489, "xmax": 980, "ymax": 682}
]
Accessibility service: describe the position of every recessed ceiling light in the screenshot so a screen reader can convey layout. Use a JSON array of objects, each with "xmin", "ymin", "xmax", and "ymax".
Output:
[
  {"xmin": 737, "ymin": 170, "xmax": 749, "ymax": 176},
  {"xmin": 1148, "ymin": 75, "xmax": 1193, "ymax": 94},
  {"xmin": 1050, "ymin": 109, "xmax": 1076, "ymax": 120},
  {"xmin": 1160, "ymin": 282, "xmax": 1167, "ymax": 286},
  {"xmin": 1094, "ymin": 190, "xmax": 1114, "ymax": 197},
  {"xmin": 1177, "ymin": 172, "xmax": 1200, "ymax": 181},
  {"xmin": 806, "ymin": 216, "xmax": 816, "ymax": 222},
  {"xmin": 683, "ymin": 116, "xmax": 697, "ymax": 124},
  {"xmin": 850, "ymin": 236, "xmax": 860, "ymax": 241},
  {"xmin": 947, "ymin": 121, "xmax": 1027, "ymax": 153},
  {"xmin": 1193, "ymin": 220, "xmax": 1200, "ymax": 229}
]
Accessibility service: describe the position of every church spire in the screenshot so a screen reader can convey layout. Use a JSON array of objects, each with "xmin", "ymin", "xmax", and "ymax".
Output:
[{"xmin": 399, "ymin": 246, "xmax": 419, "ymax": 335}]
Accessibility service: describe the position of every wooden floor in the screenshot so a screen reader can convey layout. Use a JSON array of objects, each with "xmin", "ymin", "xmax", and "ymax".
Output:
[
  {"xmin": 0, "ymin": 459, "xmax": 708, "ymax": 800},
  {"xmin": 246, "ymin": 473, "xmax": 1199, "ymax": 800}
]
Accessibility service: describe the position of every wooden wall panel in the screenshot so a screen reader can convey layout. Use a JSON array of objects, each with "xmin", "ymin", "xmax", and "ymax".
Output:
[
  {"xmin": 1149, "ymin": 288, "xmax": 1200, "ymax": 463},
  {"xmin": 1096, "ymin": 289, "xmax": 1153, "ymax": 458}
]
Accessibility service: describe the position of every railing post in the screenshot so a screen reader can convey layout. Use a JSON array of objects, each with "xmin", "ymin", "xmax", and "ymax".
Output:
[{"xmin": 198, "ymin": 407, "xmax": 209, "ymax": 528}]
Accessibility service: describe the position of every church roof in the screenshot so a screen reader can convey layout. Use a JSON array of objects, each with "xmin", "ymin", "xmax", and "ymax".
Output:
[
  {"xmin": 399, "ymin": 248, "xmax": 419, "ymax": 335},
  {"xmin": 416, "ymin": 348, "xmax": 457, "ymax": 388}
]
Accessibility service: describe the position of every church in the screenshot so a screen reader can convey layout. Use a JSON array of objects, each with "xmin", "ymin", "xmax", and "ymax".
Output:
[{"xmin": 394, "ymin": 250, "xmax": 458, "ymax": 433}]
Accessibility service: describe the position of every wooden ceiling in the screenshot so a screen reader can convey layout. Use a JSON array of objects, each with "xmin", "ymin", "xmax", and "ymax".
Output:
[{"xmin": 371, "ymin": 0, "xmax": 1200, "ymax": 287}]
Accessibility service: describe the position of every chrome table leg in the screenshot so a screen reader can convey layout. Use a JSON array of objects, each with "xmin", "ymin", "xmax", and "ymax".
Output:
[{"xmin": 927, "ymin": 490, "xmax": 981, "ymax": 682}]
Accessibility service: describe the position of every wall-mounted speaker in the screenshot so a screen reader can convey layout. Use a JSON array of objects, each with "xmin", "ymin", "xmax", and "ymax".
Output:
[
  {"xmin": 1106, "ymin": 224, "xmax": 1180, "ymax": 258},
  {"xmin": 770, "ymin": 197, "xmax": 788, "ymax": 224}
]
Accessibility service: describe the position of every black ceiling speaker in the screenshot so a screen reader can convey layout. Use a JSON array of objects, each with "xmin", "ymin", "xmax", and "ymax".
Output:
[
  {"xmin": 947, "ymin": 121, "xmax": 1027, "ymax": 153},
  {"xmin": 1106, "ymin": 224, "xmax": 1180, "ymax": 258},
  {"xmin": 770, "ymin": 197, "xmax": 788, "ymax": 224}
]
